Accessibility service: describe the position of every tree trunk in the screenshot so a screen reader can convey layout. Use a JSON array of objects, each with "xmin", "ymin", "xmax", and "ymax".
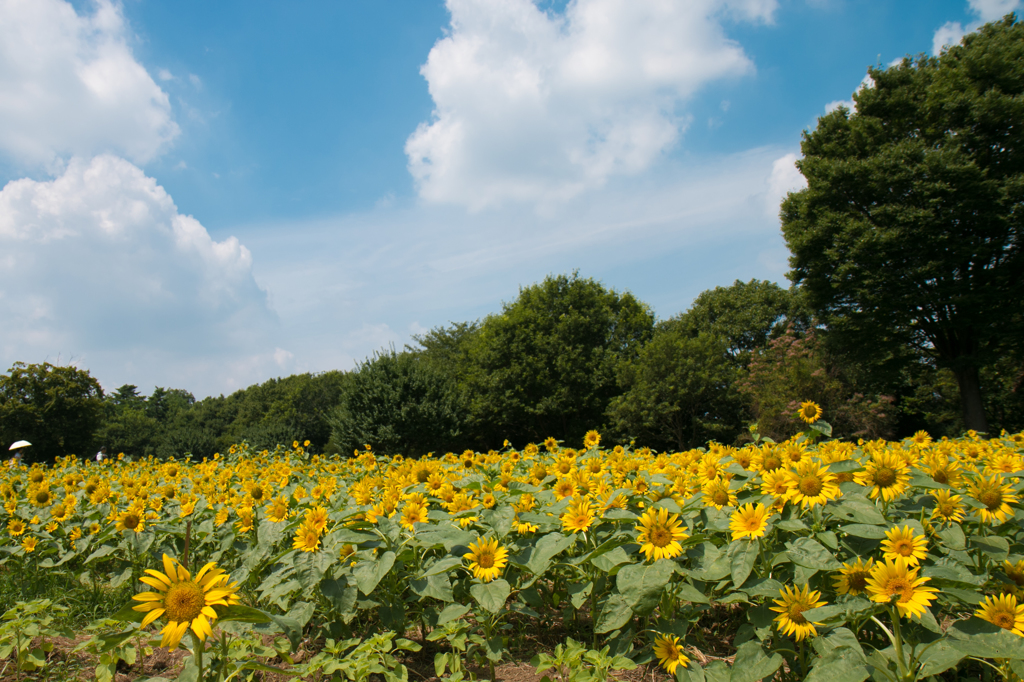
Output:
[{"xmin": 952, "ymin": 364, "xmax": 989, "ymax": 433}]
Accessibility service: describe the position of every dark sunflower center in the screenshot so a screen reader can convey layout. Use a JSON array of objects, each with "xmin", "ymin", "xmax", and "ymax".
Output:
[
  {"xmin": 251, "ymin": 487, "xmax": 265, "ymax": 501},
  {"xmin": 478, "ymin": 552, "xmax": 495, "ymax": 569},
  {"xmin": 875, "ymin": 467, "xmax": 897, "ymax": 487},
  {"xmin": 849, "ymin": 573, "xmax": 868, "ymax": 591},
  {"xmin": 980, "ymin": 490, "xmax": 1003, "ymax": 510},
  {"xmin": 712, "ymin": 490, "xmax": 730, "ymax": 506},
  {"xmin": 164, "ymin": 581, "xmax": 206, "ymax": 622},
  {"xmin": 884, "ymin": 577, "xmax": 912, "ymax": 601},
  {"xmin": 788, "ymin": 606, "xmax": 807, "ymax": 624},
  {"xmin": 994, "ymin": 612, "xmax": 1015, "ymax": 630},
  {"xmin": 799, "ymin": 477, "xmax": 823, "ymax": 497},
  {"xmin": 35, "ymin": 490, "xmax": 50, "ymax": 505},
  {"xmin": 650, "ymin": 527, "xmax": 672, "ymax": 547},
  {"xmin": 893, "ymin": 541, "xmax": 912, "ymax": 556},
  {"xmin": 764, "ymin": 456, "xmax": 782, "ymax": 471},
  {"xmin": 932, "ymin": 470, "xmax": 949, "ymax": 484},
  {"xmin": 123, "ymin": 513, "xmax": 141, "ymax": 530}
]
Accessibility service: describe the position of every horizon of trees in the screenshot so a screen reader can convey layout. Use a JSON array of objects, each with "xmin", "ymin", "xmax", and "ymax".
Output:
[{"xmin": 2, "ymin": 271, "xmax": 1020, "ymax": 465}]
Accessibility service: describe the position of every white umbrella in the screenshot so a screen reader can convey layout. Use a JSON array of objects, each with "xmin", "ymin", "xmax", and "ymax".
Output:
[{"xmin": 9, "ymin": 440, "xmax": 31, "ymax": 450}]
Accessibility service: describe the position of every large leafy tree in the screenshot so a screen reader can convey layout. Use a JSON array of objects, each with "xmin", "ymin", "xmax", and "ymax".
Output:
[
  {"xmin": 665, "ymin": 279, "xmax": 803, "ymax": 364},
  {"xmin": 328, "ymin": 349, "xmax": 465, "ymax": 457},
  {"xmin": 0, "ymin": 362, "xmax": 104, "ymax": 463},
  {"xmin": 608, "ymin": 330, "xmax": 741, "ymax": 450},
  {"xmin": 467, "ymin": 272, "xmax": 654, "ymax": 446},
  {"xmin": 781, "ymin": 17, "xmax": 1024, "ymax": 432}
]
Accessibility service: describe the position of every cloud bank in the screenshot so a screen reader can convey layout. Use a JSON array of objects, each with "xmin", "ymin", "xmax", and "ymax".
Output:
[
  {"xmin": 0, "ymin": 0, "xmax": 178, "ymax": 169},
  {"xmin": 406, "ymin": 0, "xmax": 776, "ymax": 210},
  {"xmin": 0, "ymin": 156, "xmax": 281, "ymax": 394}
]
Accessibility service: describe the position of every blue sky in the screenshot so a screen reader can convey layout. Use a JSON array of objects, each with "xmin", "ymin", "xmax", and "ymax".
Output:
[{"xmin": 0, "ymin": 0, "xmax": 1012, "ymax": 397}]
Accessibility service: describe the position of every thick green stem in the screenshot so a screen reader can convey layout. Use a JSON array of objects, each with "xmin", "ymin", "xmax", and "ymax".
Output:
[{"xmin": 887, "ymin": 605, "xmax": 909, "ymax": 681}]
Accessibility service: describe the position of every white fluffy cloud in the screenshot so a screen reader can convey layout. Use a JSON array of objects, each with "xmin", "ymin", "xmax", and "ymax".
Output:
[
  {"xmin": 765, "ymin": 153, "xmax": 806, "ymax": 217},
  {"xmin": 0, "ymin": 155, "xmax": 282, "ymax": 394},
  {"xmin": 933, "ymin": 0, "xmax": 1020, "ymax": 55},
  {"xmin": 406, "ymin": 0, "xmax": 775, "ymax": 210},
  {"xmin": 0, "ymin": 0, "xmax": 178, "ymax": 168}
]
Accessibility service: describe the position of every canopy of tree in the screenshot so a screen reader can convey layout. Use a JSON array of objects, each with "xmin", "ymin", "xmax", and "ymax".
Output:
[{"xmin": 781, "ymin": 16, "xmax": 1024, "ymax": 432}]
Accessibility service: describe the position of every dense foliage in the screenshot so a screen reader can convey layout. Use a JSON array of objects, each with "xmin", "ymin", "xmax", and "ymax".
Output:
[{"xmin": 781, "ymin": 17, "xmax": 1024, "ymax": 433}]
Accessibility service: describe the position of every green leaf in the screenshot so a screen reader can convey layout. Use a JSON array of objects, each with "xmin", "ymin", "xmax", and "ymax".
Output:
[
  {"xmin": 948, "ymin": 618, "xmax": 1024, "ymax": 660},
  {"xmin": 675, "ymin": 581, "xmax": 710, "ymax": 604},
  {"xmin": 728, "ymin": 540, "xmax": 759, "ymax": 589},
  {"xmin": 595, "ymin": 593, "xmax": 633, "ymax": 634},
  {"xmin": 470, "ymin": 579, "xmax": 510, "ymax": 614},
  {"xmin": 916, "ymin": 639, "xmax": 967, "ymax": 677},
  {"xmin": 217, "ymin": 604, "xmax": 273, "ymax": 624},
  {"xmin": 411, "ymin": 572, "xmax": 454, "ymax": 602},
  {"xmin": 743, "ymin": 578, "xmax": 783, "ymax": 599},
  {"xmin": 803, "ymin": 646, "xmax": 871, "ymax": 682},
  {"xmin": 969, "ymin": 535, "xmax": 1009, "ymax": 561},
  {"xmin": 729, "ymin": 641, "xmax": 783, "ymax": 682},
  {"xmin": 513, "ymin": 532, "xmax": 577, "ymax": 576},
  {"xmin": 482, "ymin": 505, "xmax": 516, "ymax": 539},
  {"xmin": 809, "ymin": 420, "xmax": 832, "ymax": 437},
  {"xmin": 828, "ymin": 499, "xmax": 886, "ymax": 526},
  {"xmin": 934, "ymin": 524, "xmax": 966, "ymax": 550},
  {"xmin": 320, "ymin": 578, "xmax": 358, "ymax": 616},
  {"xmin": 436, "ymin": 603, "xmax": 470, "ymax": 626},
  {"xmin": 353, "ymin": 550, "xmax": 396, "ymax": 596},
  {"xmin": 591, "ymin": 546, "xmax": 631, "ymax": 573},
  {"xmin": 839, "ymin": 524, "xmax": 886, "ymax": 539},
  {"xmin": 617, "ymin": 560, "xmax": 676, "ymax": 615},
  {"xmin": 420, "ymin": 556, "xmax": 463, "ymax": 578},
  {"xmin": 109, "ymin": 601, "xmax": 145, "ymax": 624},
  {"xmin": 785, "ymin": 537, "xmax": 841, "ymax": 570}
]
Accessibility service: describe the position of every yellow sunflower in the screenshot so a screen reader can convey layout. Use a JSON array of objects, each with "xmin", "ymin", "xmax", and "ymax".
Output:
[
  {"xmin": 881, "ymin": 525, "xmax": 928, "ymax": 567},
  {"xmin": 701, "ymin": 477, "xmax": 737, "ymax": 509},
  {"xmin": 21, "ymin": 536, "xmax": 38, "ymax": 553},
  {"xmin": 264, "ymin": 496, "xmax": 290, "ymax": 523},
  {"xmin": 7, "ymin": 519, "xmax": 26, "ymax": 537},
  {"xmin": 635, "ymin": 507, "xmax": 688, "ymax": 561},
  {"xmin": 116, "ymin": 505, "xmax": 146, "ymax": 534},
  {"xmin": 930, "ymin": 489, "xmax": 965, "ymax": 525},
  {"xmin": 583, "ymin": 430, "xmax": 601, "ymax": 449},
  {"xmin": 797, "ymin": 401, "xmax": 822, "ymax": 424},
  {"xmin": 560, "ymin": 497, "xmax": 595, "ymax": 533},
  {"xmin": 132, "ymin": 554, "xmax": 240, "ymax": 650},
  {"xmin": 975, "ymin": 593, "xmax": 1024, "ymax": 636},
  {"xmin": 729, "ymin": 503, "xmax": 772, "ymax": 541},
  {"xmin": 292, "ymin": 521, "xmax": 322, "ymax": 552},
  {"xmin": 1003, "ymin": 559, "xmax": 1024, "ymax": 589},
  {"xmin": 855, "ymin": 450, "xmax": 910, "ymax": 502},
  {"xmin": 464, "ymin": 537, "xmax": 508, "ymax": 583},
  {"xmin": 771, "ymin": 584, "xmax": 826, "ymax": 641},
  {"xmin": 400, "ymin": 501, "xmax": 429, "ymax": 530},
  {"xmin": 865, "ymin": 557, "xmax": 938, "ymax": 620},
  {"xmin": 786, "ymin": 461, "xmax": 841, "ymax": 509},
  {"xmin": 967, "ymin": 475, "xmax": 1019, "ymax": 524},
  {"xmin": 652, "ymin": 634, "xmax": 689, "ymax": 674},
  {"xmin": 833, "ymin": 557, "xmax": 875, "ymax": 596}
]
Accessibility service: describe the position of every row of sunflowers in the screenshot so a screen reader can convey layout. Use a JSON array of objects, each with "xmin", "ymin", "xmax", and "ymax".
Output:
[{"xmin": 1, "ymin": 406, "xmax": 1024, "ymax": 681}]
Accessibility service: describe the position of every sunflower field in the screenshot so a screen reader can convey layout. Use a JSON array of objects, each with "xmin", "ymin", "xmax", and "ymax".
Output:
[{"xmin": 2, "ymin": 414, "xmax": 1024, "ymax": 682}]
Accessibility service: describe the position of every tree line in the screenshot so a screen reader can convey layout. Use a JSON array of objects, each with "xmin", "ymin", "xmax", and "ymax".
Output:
[{"xmin": 2, "ymin": 16, "xmax": 1022, "ymax": 463}]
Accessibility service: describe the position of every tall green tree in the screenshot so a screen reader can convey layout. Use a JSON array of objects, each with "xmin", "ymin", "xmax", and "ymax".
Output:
[
  {"xmin": 328, "ymin": 349, "xmax": 464, "ymax": 457},
  {"xmin": 665, "ymin": 279, "xmax": 803, "ymax": 364},
  {"xmin": 466, "ymin": 272, "xmax": 654, "ymax": 446},
  {"xmin": 0, "ymin": 362, "xmax": 104, "ymax": 463},
  {"xmin": 608, "ymin": 330, "xmax": 741, "ymax": 450},
  {"xmin": 781, "ymin": 16, "xmax": 1024, "ymax": 432}
]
